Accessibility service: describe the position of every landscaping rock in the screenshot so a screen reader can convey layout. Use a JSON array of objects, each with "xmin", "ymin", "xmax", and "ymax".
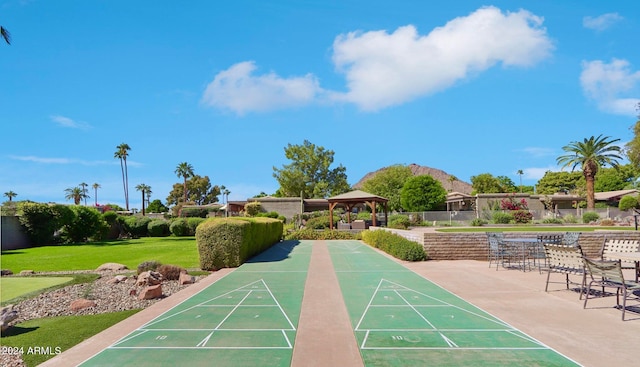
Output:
[
  {"xmin": 70, "ymin": 299, "xmax": 97, "ymax": 311},
  {"xmin": 137, "ymin": 271, "xmax": 163, "ymax": 286},
  {"xmin": 1, "ymin": 305, "xmax": 18, "ymax": 332},
  {"xmin": 19, "ymin": 270, "xmax": 35, "ymax": 275},
  {"xmin": 107, "ymin": 275, "xmax": 129, "ymax": 284},
  {"xmin": 0, "ymin": 269, "xmax": 13, "ymax": 276},
  {"xmin": 138, "ymin": 284, "xmax": 163, "ymax": 300},
  {"xmin": 179, "ymin": 272, "xmax": 194, "ymax": 285},
  {"xmin": 96, "ymin": 262, "xmax": 128, "ymax": 271}
]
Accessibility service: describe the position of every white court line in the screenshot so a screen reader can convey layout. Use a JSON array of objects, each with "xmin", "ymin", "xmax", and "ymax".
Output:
[
  {"xmin": 109, "ymin": 346, "xmax": 293, "ymax": 350},
  {"xmin": 355, "ymin": 279, "xmax": 385, "ymax": 331}
]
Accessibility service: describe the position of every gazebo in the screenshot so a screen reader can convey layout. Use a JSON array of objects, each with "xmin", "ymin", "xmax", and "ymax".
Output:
[{"xmin": 327, "ymin": 190, "xmax": 389, "ymax": 229}]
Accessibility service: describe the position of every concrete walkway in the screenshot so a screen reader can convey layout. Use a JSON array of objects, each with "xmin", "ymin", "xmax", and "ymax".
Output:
[{"xmin": 41, "ymin": 242, "xmax": 640, "ymax": 367}]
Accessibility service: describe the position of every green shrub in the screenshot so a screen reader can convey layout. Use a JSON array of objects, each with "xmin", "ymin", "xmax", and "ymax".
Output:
[
  {"xmin": 582, "ymin": 211, "xmax": 600, "ymax": 224},
  {"xmin": 619, "ymin": 195, "xmax": 639, "ymax": 211},
  {"xmin": 169, "ymin": 218, "xmax": 189, "ymax": 236},
  {"xmin": 492, "ymin": 212, "xmax": 513, "ymax": 224},
  {"xmin": 305, "ymin": 215, "xmax": 338, "ymax": 230},
  {"xmin": 512, "ymin": 210, "xmax": 533, "ymax": 224},
  {"xmin": 17, "ymin": 202, "xmax": 74, "ymax": 246},
  {"xmin": 562, "ymin": 214, "xmax": 578, "ymax": 224},
  {"xmin": 284, "ymin": 229, "xmax": 360, "ymax": 240},
  {"xmin": 196, "ymin": 217, "xmax": 283, "ymax": 270},
  {"xmin": 470, "ymin": 218, "xmax": 487, "ymax": 226},
  {"xmin": 244, "ymin": 202, "xmax": 262, "ymax": 217},
  {"xmin": 122, "ymin": 216, "xmax": 152, "ymax": 237},
  {"xmin": 356, "ymin": 212, "xmax": 372, "ymax": 220},
  {"xmin": 137, "ymin": 260, "xmax": 162, "ymax": 274},
  {"xmin": 361, "ymin": 230, "xmax": 426, "ymax": 261},
  {"xmin": 388, "ymin": 214, "xmax": 411, "ymax": 229},
  {"xmin": 157, "ymin": 264, "xmax": 185, "ymax": 280},
  {"xmin": 187, "ymin": 217, "xmax": 206, "ymax": 235},
  {"xmin": 542, "ymin": 217, "xmax": 564, "ymax": 224},
  {"xmin": 62, "ymin": 206, "xmax": 108, "ymax": 243},
  {"xmin": 600, "ymin": 218, "xmax": 615, "ymax": 226},
  {"xmin": 180, "ymin": 207, "xmax": 208, "ymax": 218},
  {"xmin": 102, "ymin": 211, "xmax": 118, "ymax": 225},
  {"xmin": 148, "ymin": 219, "xmax": 170, "ymax": 237}
]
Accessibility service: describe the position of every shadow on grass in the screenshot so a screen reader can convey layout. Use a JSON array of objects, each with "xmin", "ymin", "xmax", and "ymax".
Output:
[{"xmin": 1, "ymin": 325, "xmax": 39, "ymax": 337}]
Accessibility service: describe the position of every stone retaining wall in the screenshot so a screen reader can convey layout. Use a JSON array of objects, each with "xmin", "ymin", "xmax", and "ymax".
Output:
[{"xmin": 373, "ymin": 227, "xmax": 640, "ymax": 261}]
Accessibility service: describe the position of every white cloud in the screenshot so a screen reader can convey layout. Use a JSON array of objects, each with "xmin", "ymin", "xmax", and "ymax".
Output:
[
  {"xmin": 583, "ymin": 13, "xmax": 623, "ymax": 31},
  {"xmin": 50, "ymin": 115, "xmax": 91, "ymax": 130},
  {"xmin": 9, "ymin": 155, "xmax": 141, "ymax": 167},
  {"xmin": 331, "ymin": 6, "xmax": 553, "ymax": 111},
  {"xmin": 580, "ymin": 59, "xmax": 640, "ymax": 116},
  {"xmin": 201, "ymin": 61, "xmax": 323, "ymax": 115},
  {"xmin": 524, "ymin": 167, "xmax": 558, "ymax": 180}
]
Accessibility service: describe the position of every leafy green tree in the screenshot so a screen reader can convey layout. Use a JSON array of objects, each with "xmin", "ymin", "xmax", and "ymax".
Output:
[
  {"xmin": 62, "ymin": 206, "xmax": 107, "ymax": 243},
  {"xmin": 17, "ymin": 203, "xmax": 73, "ymax": 245},
  {"xmin": 272, "ymin": 140, "xmax": 349, "ymax": 198},
  {"xmin": 114, "ymin": 143, "xmax": 132, "ymax": 210},
  {"xmin": 535, "ymin": 171, "xmax": 582, "ymax": 195},
  {"xmin": 496, "ymin": 176, "xmax": 517, "ymax": 192},
  {"xmin": 624, "ymin": 104, "xmax": 640, "ymax": 169},
  {"xmin": 65, "ymin": 186, "xmax": 88, "ymax": 205},
  {"xmin": 557, "ymin": 135, "xmax": 623, "ymax": 209},
  {"xmin": 175, "ymin": 162, "xmax": 194, "ymax": 203},
  {"xmin": 619, "ymin": 195, "xmax": 639, "ymax": 211},
  {"xmin": 1, "ymin": 25, "xmax": 10, "ymax": 45},
  {"xmin": 166, "ymin": 175, "xmax": 219, "ymax": 206},
  {"xmin": 3, "ymin": 191, "xmax": 17, "ymax": 201},
  {"xmin": 470, "ymin": 173, "xmax": 503, "ymax": 194},
  {"xmin": 400, "ymin": 175, "xmax": 447, "ymax": 211},
  {"xmin": 594, "ymin": 165, "xmax": 636, "ymax": 192},
  {"xmin": 147, "ymin": 199, "xmax": 169, "ymax": 213},
  {"xmin": 361, "ymin": 165, "xmax": 413, "ymax": 212}
]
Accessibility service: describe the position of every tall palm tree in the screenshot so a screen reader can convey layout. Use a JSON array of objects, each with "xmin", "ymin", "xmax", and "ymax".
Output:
[
  {"xmin": 135, "ymin": 183, "xmax": 152, "ymax": 216},
  {"xmin": 174, "ymin": 162, "xmax": 194, "ymax": 203},
  {"xmin": 557, "ymin": 135, "xmax": 623, "ymax": 210},
  {"xmin": 516, "ymin": 170, "xmax": 524, "ymax": 193},
  {"xmin": 92, "ymin": 183, "xmax": 101, "ymax": 206},
  {"xmin": 1, "ymin": 25, "xmax": 10, "ymax": 45},
  {"xmin": 447, "ymin": 175, "xmax": 457, "ymax": 192},
  {"xmin": 3, "ymin": 191, "xmax": 17, "ymax": 201},
  {"xmin": 79, "ymin": 182, "xmax": 89, "ymax": 206},
  {"xmin": 114, "ymin": 143, "xmax": 132, "ymax": 210},
  {"xmin": 64, "ymin": 187, "xmax": 86, "ymax": 205}
]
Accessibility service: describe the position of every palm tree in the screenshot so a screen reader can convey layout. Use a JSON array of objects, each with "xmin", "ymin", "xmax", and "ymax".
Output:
[
  {"xmin": 79, "ymin": 182, "xmax": 89, "ymax": 205},
  {"xmin": 3, "ymin": 191, "xmax": 17, "ymax": 201},
  {"xmin": 223, "ymin": 188, "xmax": 230, "ymax": 217},
  {"xmin": 516, "ymin": 170, "xmax": 524, "ymax": 193},
  {"xmin": 1, "ymin": 25, "xmax": 10, "ymax": 45},
  {"xmin": 557, "ymin": 135, "xmax": 623, "ymax": 210},
  {"xmin": 135, "ymin": 183, "xmax": 152, "ymax": 216},
  {"xmin": 447, "ymin": 175, "xmax": 457, "ymax": 192},
  {"xmin": 174, "ymin": 162, "xmax": 194, "ymax": 203},
  {"xmin": 92, "ymin": 183, "xmax": 101, "ymax": 206},
  {"xmin": 64, "ymin": 187, "xmax": 87, "ymax": 205},
  {"xmin": 114, "ymin": 143, "xmax": 132, "ymax": 210}
]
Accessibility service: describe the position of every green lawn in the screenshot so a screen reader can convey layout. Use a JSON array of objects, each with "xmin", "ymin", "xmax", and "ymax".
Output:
[
  {"xmin": 1, "ymin": 310, "xmax": 140, "ymax": 367},
  {"xmin": 1, "ymin": 277, "xmax": 73, "ymax": 301},
  {"xmin": 0, "ymin": 237, "xmax": 200, "ymax": 272}
]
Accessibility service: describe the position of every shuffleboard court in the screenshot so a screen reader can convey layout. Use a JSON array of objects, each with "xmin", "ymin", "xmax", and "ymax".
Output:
[
  {"xmin": 78, "ymin": 240, "xmax": 313, "ymax": 367},
  {"xmin": 328, "ymin": 240, "xmax": 581, "ymax": 366}
]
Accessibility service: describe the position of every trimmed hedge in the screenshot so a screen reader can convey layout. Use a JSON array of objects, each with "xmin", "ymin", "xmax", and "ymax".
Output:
[
  {"xmin": 361, "ymin": 230, "xmax": 426, "ymax": 261},
  {"xmin": 148, "ymin": 219, "xmax": 170, "ymax": 237},
  {"xmin": 195, "ymin": 217, "xmax": 283, "ymax": 270}
]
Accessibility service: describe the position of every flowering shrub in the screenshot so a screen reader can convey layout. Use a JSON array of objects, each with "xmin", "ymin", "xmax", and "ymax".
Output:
[
  {"xmin": 512, "ymin": 210, "xmax": 533, "ymax": 224},
  {"xmin": 500, "ymin": 194, "xmax": 529, "ymax": 210}
]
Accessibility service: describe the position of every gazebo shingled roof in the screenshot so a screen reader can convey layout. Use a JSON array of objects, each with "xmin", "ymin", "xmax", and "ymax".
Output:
[{"xmin": 327, "ymin": 190, "xmax": 389, "ymax": 229}]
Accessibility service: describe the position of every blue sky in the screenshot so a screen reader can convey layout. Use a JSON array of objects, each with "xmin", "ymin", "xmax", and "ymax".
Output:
[{"xmin": 1, "ymin": 0, "xmax": 639, "ymax": 211}]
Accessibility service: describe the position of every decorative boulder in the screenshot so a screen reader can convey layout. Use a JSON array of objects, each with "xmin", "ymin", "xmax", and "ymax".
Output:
[
  {"xmin": 138, "ymin": 284, "xmax": 163, "ymax": 300},
  {"xmin": 19, "ymin": 270, "xmax": 35, "ymax": 275},
  {"xmin": 70, "ymin": 299, "xmax": 97, "ymax": 311},
  {"xmin": 107, "ymin": 275, "xmax": 129, "ymax": 284},
  {"xmin": 1, "ymin": 269, "xmax": 13, "ymax": 276},
  {"xmin": 179, "ymin": 272, "xmax": 194, "ymax": 285},
  {"xmin": 96, "ymin": 263, "xmax": 128, "ymax": 271},
  {"xmin": 1, "ymin": 305, "xmax": 18, "ymax": 332},
  {"xmin": 137, "ymin": 271, "xmax": 163, "ymax": 286}
]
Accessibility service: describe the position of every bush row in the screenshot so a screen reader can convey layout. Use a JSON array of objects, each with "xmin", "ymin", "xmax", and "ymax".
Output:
[
  {"xmin": 361, "ymin": 230, "xmax": 427, "ymax": 261},
  {"xmin": 284, "ymin": 229, "xmax": 361, "ymax": 240},
  {"xmin": 196, "ymin": 217, "xmax": 283, "ymax": 270}
]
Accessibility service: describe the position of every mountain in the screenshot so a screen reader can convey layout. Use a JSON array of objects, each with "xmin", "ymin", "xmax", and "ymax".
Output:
[{"xmin": 353, "ymin": 163, "xmax": 473, "ymax": 194}]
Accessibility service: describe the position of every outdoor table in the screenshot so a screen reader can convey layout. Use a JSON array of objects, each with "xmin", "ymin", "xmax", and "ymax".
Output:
[
  {"xmin": 502, "ymin": 238, "xmax": 539, "ymax": 271},
  {"xmin": 605, "ymin": 252, "xmax": 640, "ymax": 282}
]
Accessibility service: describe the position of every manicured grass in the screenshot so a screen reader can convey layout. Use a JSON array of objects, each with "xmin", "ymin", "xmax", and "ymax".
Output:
[
  {"xmin": 436, "ymin": 226, "xmax": 635, "ymax": 232},
  {"xmin": 0, "ymin": 237, "xmax": 199, "ymax": 272},
  {"xmin": 0, "ymin": 274, "xmax": 100, "ymax": 306},
  {"xmin": 1, "ymin": 277, "xmax": 73, "ymax": 301},
  {"xmin": 0, "ymin": 310, "xmax": 140, "ymax": 367}
]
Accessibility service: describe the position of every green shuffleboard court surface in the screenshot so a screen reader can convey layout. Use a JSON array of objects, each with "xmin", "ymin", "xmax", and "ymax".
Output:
[
  {"xmin": 328, "ymin": 240, "xmax": 580, "ymax": 367},
  {"xmin": 78, "ymin": 240, "xmax": 579, "ymax": 366}
]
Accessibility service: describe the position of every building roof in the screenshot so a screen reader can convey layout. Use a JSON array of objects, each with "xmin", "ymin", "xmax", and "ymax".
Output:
[
  {"xmin": 328, "ymin": 190, "xmax": 388, "ymax": 202},
  {"xmin": 594, "ymin": 189, "xmax": 639, "ymax": 201}
]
